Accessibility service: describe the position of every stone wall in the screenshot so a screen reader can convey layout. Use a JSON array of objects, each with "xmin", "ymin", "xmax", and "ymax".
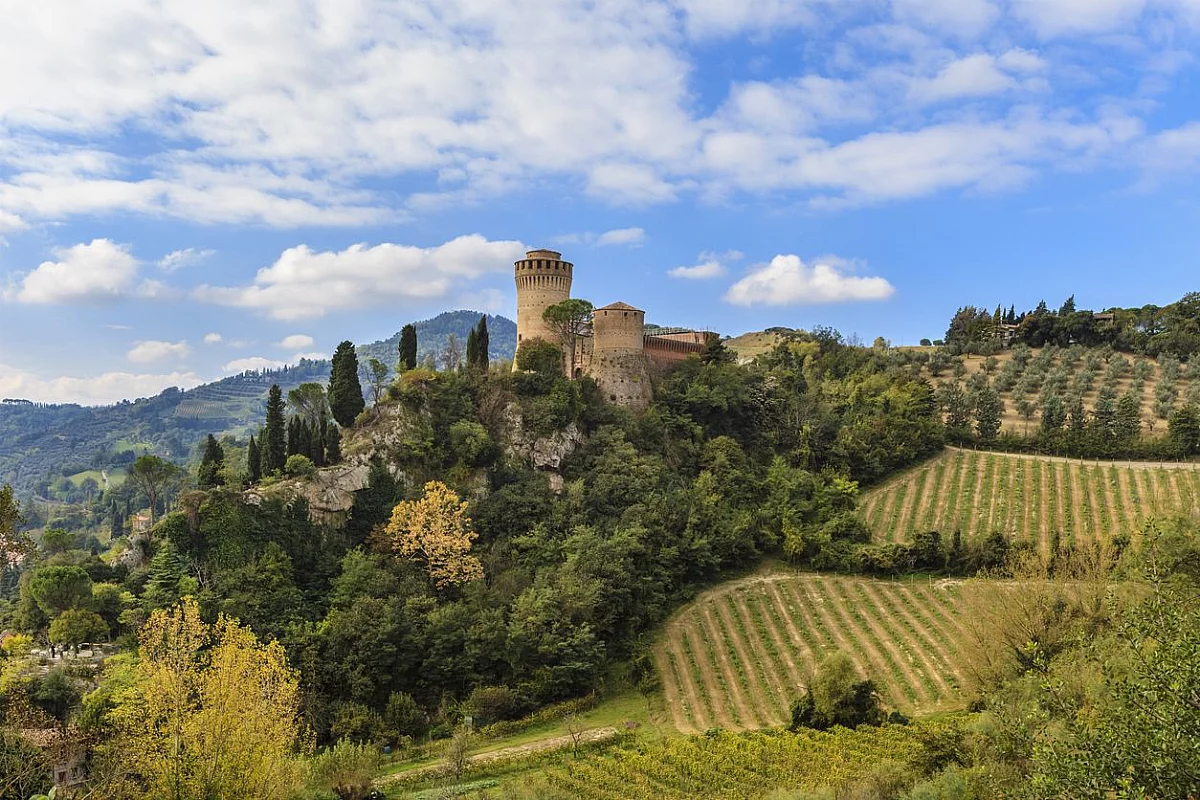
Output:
[
  {"xmin": 514, "ymin": 249, "xmax": 572, "ymax": 368},
  {"xmin": 591, "ymin": 303, "xmax": 652, "ymax": 409}
]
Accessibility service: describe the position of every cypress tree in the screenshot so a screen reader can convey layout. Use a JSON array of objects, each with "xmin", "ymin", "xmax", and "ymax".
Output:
[
  {"xmin": 399, "ymin": 324, "xmax": 418, "ymax": 372},
  {"xmin": 477, "ymin": 316, "xmax": 489, "ymax": 371},
  {"xmin": 265, "ymin": 385, "xmax": 287, "ymax": 475},
  {"xmin": 466, "ymin": 327, "xmax": 480, "ymax": 371},
  {"xmin": 247, "ymin": 435, "xmax": 261, "ymax": 484},
  {"xmin": 325, "ymin": 424, "xmax": 342, "ymax": 465},
  {"xmin": 286, "ymin": 416, "xmax": 302, "ymax": 457},
  {"xmin": 312, "ymin": 418, "xmax": 327, "ymax": 467},
  {"xmin": 329, "ymin": 341, "xmax": 366, "ymax": 428},
  {"xmin": 197, "ymin": 434, "xmax": 225, "ymax": 489}
]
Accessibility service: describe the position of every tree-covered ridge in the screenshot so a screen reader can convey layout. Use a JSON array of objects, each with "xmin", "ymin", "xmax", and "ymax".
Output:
[
  {"xmin": 357, "ymin": 310, "xmax": 516, "ymax": 372},
  {"xmin": 944, "ymin": 290, "xmax": 1200, "ymax": 357}
]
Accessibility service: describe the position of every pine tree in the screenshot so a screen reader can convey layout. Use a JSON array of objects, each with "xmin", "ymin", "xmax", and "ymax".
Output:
[
  {"xmin": 197, "ymin": 434, "xmax": 225, "ymax": 489},
  {"xmin": 329, "ymin": 341, "xmax": 366, "ymax": 428},
  {"xmin": 399, "ymin": 324, "xmax": 418, "ymax": 372},
  {"xmin": 247, "ymin": 435, "xmax": 261, "ymax": 484},
  {"xmin": 264, "ymin": 385, "xmax": 287, "ymax": 475},
  {"xmin": 324, "ymin": 424, "xmax": 342, "ymax": 465},
  {"xmin": 1116, "ymin": 390, "xmax": 1143, "ymax": 442}
]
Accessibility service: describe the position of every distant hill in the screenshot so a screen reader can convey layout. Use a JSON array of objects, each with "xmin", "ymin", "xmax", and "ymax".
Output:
[
  {"xmin": 358, "ymin": 311, "xmax": 516, "ymax": 372},
  {"xmin": 0, "ymin": 311, "xmax": 516, "ymax": 495}
]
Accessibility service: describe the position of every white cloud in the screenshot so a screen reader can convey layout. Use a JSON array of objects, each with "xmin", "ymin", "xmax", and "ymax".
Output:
[
  {"xmin": 127, "ymin": 340, "xmax": 191, "ymax": 364},
  {"xmin": 278, "ymin": 334, "xmax": 315, "ymax": 350},
  {"xmin": 1012, "ymin": 0, "xmax": 1147, "ymax": 37},
  {"xmin": 669, "ymin": 259, "xmax": 727, "ymax": 280},
  {"xmin": 891, "ymin": 0, "xmax": 1000, "ymax": 37},
  {"xmin": 554, "ymin": 227, "xmax": 647, "ymax": 247},
  {"xmin": 595, "ymin": 227, "xmax": 646, "ymax": 246},
  {"xmin": 203, "ymin": 332, "xmax": 223, "ymax": 344},
  {"xmin": 724, "ymin": 255, "xmax": 896, "ymax": 306},
  {"xmin": 0, "ymin": 362, "xmax": 202, "ymax": 405},
  {"xmin": 7, "ymin": 239, "xmax": 139, "ymax": 304},
  {"xmin": 224, "ymin": 356, "xmax": 287, "ymax": 373},
  {"xmin": 195, "ymin": 234, "xmax": 525, "ymax": 320},
  {"xmin": 158, "ymin": 247, "xmax": 215, "ymax": 271},
  {"xmin": 908, "ymin": 55, "xmax": 1018, "ymax": 104},
  {"xmin": 291, "ymin": 351, "xmax": 327, "ymax": 362}
]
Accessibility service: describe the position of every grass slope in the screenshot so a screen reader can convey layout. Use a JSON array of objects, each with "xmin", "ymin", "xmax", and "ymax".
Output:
[
  {"xmin": 654, "ymin": 572, "xmax": 970, "ymax": 733},
  {"xmin": 861, "ymin": 448, "xmax": 1200, "ymax": 551}
]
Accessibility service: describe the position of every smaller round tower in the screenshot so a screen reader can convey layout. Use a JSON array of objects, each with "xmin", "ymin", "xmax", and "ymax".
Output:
[
  {"xmin": 591, "ymin": 302, "xmax": 652, "ymax": 409},
  {"xmin": 514, "ymin": 249, "xmax": 573, "ymax": 369}
]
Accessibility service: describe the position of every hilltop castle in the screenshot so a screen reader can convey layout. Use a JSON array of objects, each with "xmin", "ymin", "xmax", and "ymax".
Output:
[{"xmin": 514, "ymin": 249, "xmax": 709, "ymax": 408}]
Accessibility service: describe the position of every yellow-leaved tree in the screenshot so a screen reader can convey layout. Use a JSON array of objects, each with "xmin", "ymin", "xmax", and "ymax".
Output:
[
  {"xmin": 103, "ymin": 598, "xmax": 304, "ymax": 799},
  {"xmin": 384, "ymin": 481, "xmax": 484, "ymax": 589}
]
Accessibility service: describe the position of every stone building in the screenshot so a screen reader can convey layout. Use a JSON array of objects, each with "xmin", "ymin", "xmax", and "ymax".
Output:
[{"xmin": 513, "ymin": 248, "xmax": 710, "ymax": 409}]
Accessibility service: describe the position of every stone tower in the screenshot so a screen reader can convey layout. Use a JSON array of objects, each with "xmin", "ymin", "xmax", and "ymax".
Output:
[
  {"xmin": 514, "ymin": 249, "xmax": 573, "ymax": 368},
  {"xmin": 591, "ymin": 302, "xmax": 652, "ymax": 409}
]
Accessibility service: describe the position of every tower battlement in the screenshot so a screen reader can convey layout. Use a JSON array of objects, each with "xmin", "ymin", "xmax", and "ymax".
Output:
[{"xmin": 514, "ymin": 249, "xmax": 573, "ymax": 359}]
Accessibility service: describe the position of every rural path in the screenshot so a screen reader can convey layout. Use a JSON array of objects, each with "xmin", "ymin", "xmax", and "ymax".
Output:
[{"xmin": 375, "ymin": 726, "xmax": 620, "ymax": 787}]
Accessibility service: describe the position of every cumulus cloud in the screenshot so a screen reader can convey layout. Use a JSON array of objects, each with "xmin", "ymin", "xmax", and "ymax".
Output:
[
  {"xmin": 0, "ymin": 362, "xmax": 202, "ymax": 405},
  {"xmin": 6, "ymin": 239, "xmax": 140, "ymax": 304},
  {"xmin": 724, "ymin": 255, "xmax": 896, "ymax": 306},
  {"xmin": 203, "ymin": 332, "xmax": 223, "ymax": 344},
  {"xmin": 908, "ymin": 54, "xmax": 1019, "ymax": 104},
  {"xmin": 278, "ymin": 334, "xmax": 314, "ymax": 350},
  {"xmin": 127, "ymin": 340, "xmax": 191, "ymax": 364},
  {"xmin": 670, "ymin": 259, "xmax": 727, "ymax": 280},
  {"xmin": 158, "ymin": 247, "xmax": 215, "ymax": 272},
  {"xmin": 194, "ymin": 234, "xmax": 526, "ymax": 320}
]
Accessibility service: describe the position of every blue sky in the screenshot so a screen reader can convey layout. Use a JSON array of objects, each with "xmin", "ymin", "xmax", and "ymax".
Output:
[{"xmin": 3, "ymin": 0, "xmax": 1200, "ymax": 403}]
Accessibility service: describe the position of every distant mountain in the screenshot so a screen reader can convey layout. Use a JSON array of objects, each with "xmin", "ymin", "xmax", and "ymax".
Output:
[
  {"xmin": 358, "ymin": 311, "xmax": 517, "ymax": 371},
  {"xmin": 0, "ymin": 311, "xmax": 516, "ymax": 495}
]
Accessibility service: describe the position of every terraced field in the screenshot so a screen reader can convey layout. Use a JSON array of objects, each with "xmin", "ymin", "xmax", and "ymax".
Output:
[
  {"xmin": 861, "ymin": 448, "xmax": 1200, "ymax": 551},
  {"xmin": 653, "ymin": 573, "xmax": 968, "ymax": 733}
]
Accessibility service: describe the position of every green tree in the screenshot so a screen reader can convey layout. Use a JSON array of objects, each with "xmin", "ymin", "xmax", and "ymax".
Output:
[
  {"xmin": 542, "ymin": 298, "xmax": 594, "ymax": 375},
  {"xmin": 129, "ymin": 455, "xmax": 181, "ymax": 526},
  {"xmin": 264, "ymin": 385, "xmax": 287, "ymax": 475},
  {"xmin": 247, "ymin": 435, "xmax": 262, "ymax": 484},
  {"xmin": 398, "ymin": 323, "xmax": 418, "ymax": 372},
  {"xmin": 974, "ymin": 385, "xmax": 1003, "ymax": 441},
  {"xmin": 365, "ymin": 358, "xmax": 389, "ymax": 406},
  {"xmin": 789, "ymin": 652, "xmax": 885, "ymax": 732},
  {"xmin": 476, "ymin": 316, "xmax": 490, "ymax": 371},
  {"xmin": 1115, "ymin": 389, "xmax": 1143, "ymax": 442},
  {"xmin": 515, "ymin": 337, "xmax": 564, "ymax": 376},
  {"xmin": 329, "ymin": 341, "xmax": 365, "ymax": 427},
  {"xmin": 1169, "ymin": 403, "xmax": 1200, "ymax": 455},
  {"xmin": 287, "ymin": 382, "xmax": 330, "ymax": 429},
  {"xmin": 325, "ymin": 424, "xmax": 342, "ymax": 465},
  {"xmin": 0, "ymin": 483, "xmax": 31, "ymax": 562},
  {"xmin": 466, "ymin": 326, "xmax": 480, "ymax": 371},
  {"xmin": 197, "ymin": 435, "xmax": 225, "ymax": 489},
  {"xmin": 49, "ymin": 608, "xmax": 109, "ymax": 653},
  {"xmin": 307, "ymin": 738, "xmax": 381, "ymax": 800},
  {"xmin": 28, "ymin": 565, "xmax": 94, "ymax": 617}
]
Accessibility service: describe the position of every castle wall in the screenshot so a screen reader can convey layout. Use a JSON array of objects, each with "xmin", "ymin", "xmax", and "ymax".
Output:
[
  {"xmin": 591, "ymin": 304, "xmax": 652, "ymax": 409},
  {"xmin": 514, "ymin": 249, "xmax": 573, "ymax": 371},
  {"xmin": 644, "ymin": 333, "xmax": 707, "ymax": 366}
]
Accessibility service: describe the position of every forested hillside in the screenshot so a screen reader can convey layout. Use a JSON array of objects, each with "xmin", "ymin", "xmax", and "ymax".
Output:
[{"xmin": 0, "ymin": 312, "xmax": 515, "ymax": 497}]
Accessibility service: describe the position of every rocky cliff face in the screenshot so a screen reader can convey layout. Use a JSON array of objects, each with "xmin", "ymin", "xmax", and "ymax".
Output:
[{"xmin": 255, "ymin": 399, "xmax": 585, "ymax": 525}]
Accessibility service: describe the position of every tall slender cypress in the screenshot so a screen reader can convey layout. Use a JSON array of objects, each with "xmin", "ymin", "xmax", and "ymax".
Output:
[
  {"xmin": 286, "ymin": 416, "xmax": 302, "ymax": 457},
  {"xmin": 325, "ymin": 424, "xmax": 342, "ymax": 465},
  {"xmin": 466, "ymin": 327, "xmax": 480, "ymax": 371},
  {"xmin": 247, "ymin": 435, "xmax": 261, "ymax": 484},
  {"xmin": 477, "ymin": 316, "xmax": 489, "ymax": 371},
  {"xmin": 399, "ymin": 324, "xmax": 418, "ymax": 372},
  {"xmin": 197, "ymin": 434, "xmax": 225, "ymax": 489},
  {"xmin": 329, "ymin": 341, "xmax": 366, "ymax": 427},
  {"xmin": 264, "ymin": 385, "xmax": 287, "ymax": 474}
]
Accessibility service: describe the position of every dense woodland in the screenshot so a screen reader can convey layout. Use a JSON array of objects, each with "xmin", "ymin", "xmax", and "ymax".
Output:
[{"xmin": 0, "ymin": 317, "xmax": 1197, "ymax": 799}]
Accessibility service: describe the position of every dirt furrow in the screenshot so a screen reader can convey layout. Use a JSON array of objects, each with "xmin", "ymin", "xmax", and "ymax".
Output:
[
  {"xmin": 698, "ymin": 605, "xmax": 759, "ymax": 730},
  {"xmin": 754, "ymin": 584, "xmax": 810, "ymax": 690},
  {"xmin": 653, "ymin": 642, "xmax": 696, "ymax": 734},
  {"xmin": 664, "ymin": 630, "xmax": 710, "ymax": 732},
  {"xmin": 792, "ymin": 577, "xmax": 906, "ymax": 709},
  {"xmin": 856, "ymin": 581, "xmax": 955, "ymax": 701},
  {"xmin": 727, "ymin": 593, "xmax": 796, "ymax": 721},
  {"xmin": 828, "ymin": 578, "xmax": 933, "ymax": 706},
  {"xmin": 682, "ymin": 622, "xmax": 738, "ymax": 730}
]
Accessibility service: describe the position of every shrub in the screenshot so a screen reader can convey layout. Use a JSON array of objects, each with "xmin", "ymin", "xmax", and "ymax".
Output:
[
  {"xmin": 284, "ymin": 454, "xmax": 316, "ymax": 477},
  {"xmin": 308, "ymin": 738, "xmax": 381, "ymax": 800},
  {"xmin": 790, "ymin": 652, "xmax": 886, "ymax": 732}
]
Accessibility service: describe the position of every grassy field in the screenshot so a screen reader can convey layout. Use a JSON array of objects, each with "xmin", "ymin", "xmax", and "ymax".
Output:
[
  {"xmin": 653, "ymin": 572, "xmax": 969, "ymax": 733},
  {"xmin": 67, "ymin": 468, "xmax": 126, "ymax": 488},
  {"xmin": 861, "ymin": 448, "xmax": 1200, "ymax": 551}
]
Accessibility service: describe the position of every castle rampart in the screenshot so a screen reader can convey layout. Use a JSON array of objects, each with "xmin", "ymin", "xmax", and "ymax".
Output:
[{"xmin": 592, "ymin": 302, "xmax": 652, "ymax": 409}]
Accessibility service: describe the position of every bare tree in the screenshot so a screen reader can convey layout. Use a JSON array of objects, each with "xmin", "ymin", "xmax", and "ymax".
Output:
[{"xmin": 441, "ymin": 333, "xmax": 463, "ymax": 372}]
